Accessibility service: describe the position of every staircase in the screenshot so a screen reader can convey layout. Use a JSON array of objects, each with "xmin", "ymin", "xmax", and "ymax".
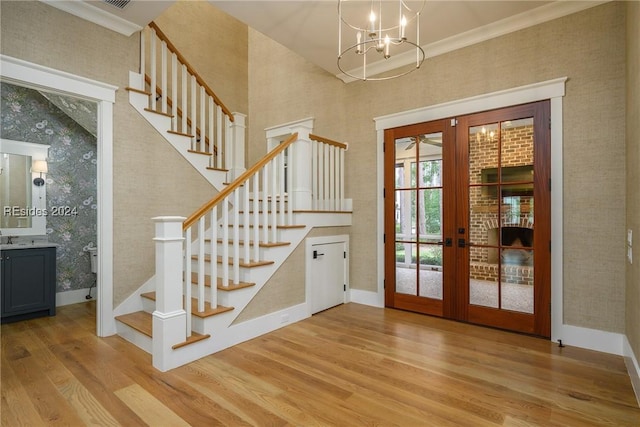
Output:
[{"xmin": 117, "ymin": 22, "xmax": 352, "ymax": 371}]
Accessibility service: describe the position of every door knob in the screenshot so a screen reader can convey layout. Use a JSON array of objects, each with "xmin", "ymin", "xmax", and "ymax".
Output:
[{"xmin": 458, "ymin": 238, "xmax": 466, "ymax": 248}]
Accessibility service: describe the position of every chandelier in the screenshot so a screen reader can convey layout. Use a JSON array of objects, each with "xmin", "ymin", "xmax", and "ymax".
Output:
[{"xmin": 337, "ymin": 0, "xmax": 426, "ymax": 81}]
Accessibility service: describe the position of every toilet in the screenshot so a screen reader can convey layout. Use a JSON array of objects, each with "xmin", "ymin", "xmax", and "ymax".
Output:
[{"xmin": 88, "ymin": 247, "xmax": 97, "ymax": 273}]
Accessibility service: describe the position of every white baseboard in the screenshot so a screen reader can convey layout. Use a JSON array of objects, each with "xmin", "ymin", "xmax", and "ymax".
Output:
[
  {"xmin": 623, "ymin": 336, "xmax": 640, "ymax": 408},
  {"xmin": 56, "ymin": 288, "xmax": 94, "ymax": 307},
  {"xmin": 555, "ymin": 324, "xmax": 624, "ymax": 355},
  {"xmin": 350, "ymin": 289, "xmax": 384, "ymax": 308}
]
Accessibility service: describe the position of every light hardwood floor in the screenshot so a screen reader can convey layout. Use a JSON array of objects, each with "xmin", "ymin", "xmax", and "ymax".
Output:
[{"xmin": 2, "ymin": 302, "xmax": 639, "ymax": 426}]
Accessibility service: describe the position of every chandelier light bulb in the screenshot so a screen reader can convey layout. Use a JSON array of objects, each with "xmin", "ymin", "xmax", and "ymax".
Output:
[
  {"xmin": 400, "ymin": 15, "xmax": 407, "ymax": 40},
  {"xmin": 384, "ymin": 35, "xmax": 391, "ymax": 59}
]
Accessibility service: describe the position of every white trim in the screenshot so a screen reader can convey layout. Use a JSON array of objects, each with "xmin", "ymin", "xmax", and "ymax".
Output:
[
  {"xmin": 305, "ymin": 234, "xmax": 350, "ymax": 317},
  {"xmin": 0, "ymin": 55, "xmax": 117, "ymax": 337},
  {"xmin": 56, "ymin": 288, "xmax": 94, "ymax": 307},
  {"xmin": 337, "ymin": 1, "xmax": 608, "ymax": 83},
  {"xmin": 39, "ymin": 0, "xmax": 142, "ymax": 36},
  {"xmin": 554, "ymin": 325, "xmax": 624, "ymax": 355},
  {"xmin": 375, "ymin": 78, "xmax": 567, "ymax": 344},
  {"xmin": 350, "ymin": 289, "xmax": 384, "ymax": 308},
  {"xmin": 624, "ymin": 336, "xmax": 640, "ymax": 407}
]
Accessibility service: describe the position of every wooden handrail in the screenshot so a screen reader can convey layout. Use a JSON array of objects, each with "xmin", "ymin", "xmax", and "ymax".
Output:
[
  {"xmin": 183, "ymin": 133, "xmax": 299, "ymax": 230},
  {"xmin": 148, "ymin": 21, "xmax": 234, "ymax": 121},
  {"xmin": 309, "ymin": 133, "xmax": 348, "ymax": 150}
]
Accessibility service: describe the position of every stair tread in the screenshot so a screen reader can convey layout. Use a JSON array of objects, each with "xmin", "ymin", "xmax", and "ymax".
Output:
[
  {"xmin": 206, "ymin": 166, "xmax": 228, "ymax": 172},
  {"xmin": 191, "ymin": 254, "xmax": 275, "ymax": 268},
  {"xmin": 172, "ymin": 331, "xmax": 211, "ymax": 350},
  {"xmin": 189, "ymin": 272, "xmax": 255, "ymax": 290},
  {"xmin": 116, "ymin": 311, "xmax": 152, "ymax": 337},
  {"xmin": 126, "ymin": 87, "xmax": 151, "ymax": 96},
  {"xmin": 144, "ymin": 107, "xmax": 174, "ymax": 118},
  {"xmin": 187, "ymin": 149, "xmax": 212, "ymax": 156},
  {"xmin": 141, "ymin": 292, "xmax": 234, "ymax": 318},
  {"xmin": 205, "ymin": 238, "xmax": 290, "ymax": 248},
  {"xmin": 228, "ymin": 224, "xmax": 306, "ymax": 230},
  {"xmin": 167, "ymin": 129, "xmax": 194, "ymax": 138}
]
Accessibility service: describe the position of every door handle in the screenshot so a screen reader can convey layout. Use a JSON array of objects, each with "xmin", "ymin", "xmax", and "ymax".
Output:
[
  {"xmin": 458, "ymin": 238, "xmax": 466, "ymax": 248},
  {"xmin": 445, "ymin": 238, "xmax": 452, "ymax": 247},
  {"xmin": 313, "ymin": 250, "xmax": 325, "ymax": 259}
]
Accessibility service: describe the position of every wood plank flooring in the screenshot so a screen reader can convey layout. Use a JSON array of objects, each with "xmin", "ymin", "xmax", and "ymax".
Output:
[{"xmin": 2, "ymin": 301, "xmax": 639, "ymax": 426}]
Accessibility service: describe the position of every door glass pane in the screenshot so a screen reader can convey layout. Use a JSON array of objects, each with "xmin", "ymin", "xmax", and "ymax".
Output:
[
  {"xmin": 395, "ymin": 190, "xmax": 411, "ymax": 241},
  {"xmin": 469, "ymin": 186, "xmax": 498, "ymax": 246},
  {"xmin": 396, "ymin": 243, "xmax": 417, "ymax": 295},
  {"xmin": 501, "ymin": 251, "xmax": 534, "ymax": 313},
  {"xmin": 418, "ymin": 244, "xmax": 443, "ymax": 300},
  {"xmin": 501, "ymin": 118, "xmax": 534, "ymax": 171},
  {"xmin": 469, "ymin": 245, "xmax": 498, "ymax": 308},
  {"xmin": 469, "ymin": 123, "xmax": 499, "ymax": 185},
  {"xmin": 418, "ymin": 189, "xmax": 442, "ymax": 243}
]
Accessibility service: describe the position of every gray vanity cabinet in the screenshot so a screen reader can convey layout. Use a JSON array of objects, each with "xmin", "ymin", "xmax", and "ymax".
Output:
[{"xmin": 1, "ymin": 247, "xmax": 56, "ymax": 323}]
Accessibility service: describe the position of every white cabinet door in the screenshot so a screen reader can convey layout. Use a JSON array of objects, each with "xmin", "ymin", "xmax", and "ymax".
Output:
[{"xmin": 310, "ymin": 242, "xmax": 345, "ymax": 314}]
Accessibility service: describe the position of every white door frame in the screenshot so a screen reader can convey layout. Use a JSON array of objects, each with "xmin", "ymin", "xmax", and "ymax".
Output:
[
  {"xmin": 0, "ymin": 55, "xmax": 117, "ymax": 337},
  {"xmin": 305, "ymin": 234, "xmax": 349, "ymax": 316},
  {"xmin": 374, "ymin": 78, "xmax": 566, "ymax": 341}
]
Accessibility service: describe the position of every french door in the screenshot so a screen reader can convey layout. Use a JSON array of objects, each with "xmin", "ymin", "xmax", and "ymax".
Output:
[{"xmin": 384, "ymin": 101, "xmax": 551, "ymax": 337}]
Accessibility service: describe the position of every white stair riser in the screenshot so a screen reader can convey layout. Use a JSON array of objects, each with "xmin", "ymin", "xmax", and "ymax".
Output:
[{"xmin": 115, "ymin": 321, "xmax": 152, "ymax": 354}]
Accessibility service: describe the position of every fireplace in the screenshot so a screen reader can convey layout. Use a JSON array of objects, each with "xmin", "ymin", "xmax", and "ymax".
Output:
[{"xmin": 487, "ymin": 226, "xmax": 533, "ymax": 266}]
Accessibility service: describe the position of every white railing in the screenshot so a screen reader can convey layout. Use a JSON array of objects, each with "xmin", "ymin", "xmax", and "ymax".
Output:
[
  {"xmin": 153, "ymin": 131, "xmax": 348, "ymax": 353},
  {"xmin": 141, "ymin": 22, "xmax": 235, "ymax": 171}
]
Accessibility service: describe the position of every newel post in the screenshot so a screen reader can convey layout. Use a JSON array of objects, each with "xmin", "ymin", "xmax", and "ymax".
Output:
[
  {"xmin": 152, "ymin": 216, "xmax": 187, "ymax": 372},
  {"xmin": 289, "ymin": 122, "xmax": 313, "ymax": 210},
  {"xmin": 227, "ymin": 112, "xmax": 247, "ymax": 181}
]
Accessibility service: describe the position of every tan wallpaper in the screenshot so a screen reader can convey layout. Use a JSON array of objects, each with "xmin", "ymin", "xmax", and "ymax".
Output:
[
  {"xmin": 248, "ymin": 3, "xmax": 628, "ymax": 333},
  {"xmin": 153, "ymin": 0, "xmax": 248, "ymax": 115},
  {"xmin": 0, "ymin": 1, "xmax": 217, "ymax": 305},
  {"xmin": 626, "ymin": 1, "xmax": 640, "ymax": 362}
]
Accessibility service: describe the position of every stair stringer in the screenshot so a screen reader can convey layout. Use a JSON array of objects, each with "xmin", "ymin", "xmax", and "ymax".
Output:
[{"xmin": 127, "ymin": 71, "xmax": 228, "ymax": 191}]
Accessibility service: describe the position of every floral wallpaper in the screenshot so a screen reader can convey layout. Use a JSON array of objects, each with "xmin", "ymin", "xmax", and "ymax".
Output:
[{"xmin": 1, "ymin": 82, "xmax": 97, "ymax": 294}]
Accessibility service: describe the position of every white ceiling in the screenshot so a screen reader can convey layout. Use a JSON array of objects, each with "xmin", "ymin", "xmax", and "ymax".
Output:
[{"xmin": 45, "ymin": 0, "xmax": 607, "ymax": 82}]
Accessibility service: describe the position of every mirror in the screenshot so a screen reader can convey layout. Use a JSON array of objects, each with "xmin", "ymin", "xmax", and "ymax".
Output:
[{"xmin": 0, "ymin": 139, "xmax": 49, "ymax": 236}]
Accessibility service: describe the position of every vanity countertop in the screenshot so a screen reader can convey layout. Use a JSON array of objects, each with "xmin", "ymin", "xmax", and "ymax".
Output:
[{"xmin": 0, "ymin": 243, "xmax": 59, "ymax": 251}]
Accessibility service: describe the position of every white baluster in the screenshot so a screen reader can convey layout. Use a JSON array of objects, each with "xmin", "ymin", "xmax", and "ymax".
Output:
[
  {"xmin": 140, "ymin": 28, "xmax": 146, "ymax": 79},
  {"xmin": 199, "ymin": 86, "xmax": 205, "ymax": 152},
  {"xmin": 190, "ymin": 75, "xmax": 197, "ymax": 150},
  {"xmin": 312, "ymin": 140, "xmax": 318, "ymax": 210},
  {"xmin": 329, "ymin": 145, "xmax": 337, "ymax": 211},
  {"xmin": 318, "ymin": 142, "xmax": 324, "ymax": 210},
  {"xmin": 233, "ymin": 189, "xmax": 240, "ymax": 285},
  {"xmin": 323, "ymin": 143, "xmax": 330, "ymax": 210},
  {"xmin": 161, "ymin": 40, "xmax": 167, "ymax": 114},
  {"xmin": 339, "ymin": 147, "xmax": 345, "ymax": 211},
  {"xmin": 243, "ymin": 185, "xmax": 250, "ymax": 263},
  {"xmin": 279, "ymin": 152, "xmax": 285, "ymax": 226},
  {"xmin": 222, "ymin": 197, "xmax": 229, "ymax": 288},
  {"xmin": 286, "ymin": 144, "xmax": 293, "ymax": 225},
  {"xmin": 181, "ymin": 65, "xmax": 187, "ymax": 134},
  {"xmin": 171, "ymin": 53, "xmax": 177, "ymax": 131},
  {"xmin": 270, "ymin": 158, "xmax": 278, "ymax": 243},
  {"xmin": 216, "ymin": 105, "xmax": 223, "ymax": 169},
  {"xmin": 208, "ymin": 96, "xmax": 214, "ymax": 166},
  {"xmin": 262, "ymin": 165, "xmax": 269, "ymax": 244},
  {"xmin": 197, "ymin": 217, "xmax": 205, "ymax": 313},
  {"xmin": 184, "ymin": 227, "xmax": 192, "ymax": 337},
  {"xmin": 210, "ymin": 205, "xmax": 218, "ymax": 304},
  {"xmin": 253, "ymin": 174, "xmax": 260, "ymax": 262},
  {"xmin": 225, "ymin": 115, "xmax": 232, "ymax": 176},
  {"xmin": 150, "ymin": 29, "xmax": 157, "ymax": 111}
]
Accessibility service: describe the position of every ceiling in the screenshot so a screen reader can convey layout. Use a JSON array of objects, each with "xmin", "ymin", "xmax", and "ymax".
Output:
[{"xmin": 45, "ymin": 0, "xmax": 607, "ymax": 82}]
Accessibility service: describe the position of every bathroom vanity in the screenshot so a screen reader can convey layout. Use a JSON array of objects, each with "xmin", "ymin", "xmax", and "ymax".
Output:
[{"xmin": 1, "ymin": 244, "xmax": 57, "ymax": 323}]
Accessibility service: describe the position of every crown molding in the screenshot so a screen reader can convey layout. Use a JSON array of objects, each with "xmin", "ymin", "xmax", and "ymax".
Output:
[
  {"xmin": 39, "ymin": 0, "xmax": 142, "ymax": 36},
  {"xmin": 337, "ymin": 0, "xmax": 610, "ymax": 83}
]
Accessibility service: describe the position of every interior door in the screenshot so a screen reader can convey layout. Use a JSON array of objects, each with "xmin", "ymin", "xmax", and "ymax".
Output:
[
  {"xmin": 384, "ymin": 120, "xmax": 455, "ymax": 317},
  {"xmin": 456, "ymin": 101, "xmax": 551, "ymax": 337},
  {"xmin": 384, "ymin": 101, "xmax": 551, "ymax": 338}
]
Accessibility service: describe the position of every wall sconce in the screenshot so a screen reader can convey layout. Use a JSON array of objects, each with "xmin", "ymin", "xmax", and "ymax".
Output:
[{"xmin": 32, "ymin": 160, "xmax": 48, "ymax": 186}]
